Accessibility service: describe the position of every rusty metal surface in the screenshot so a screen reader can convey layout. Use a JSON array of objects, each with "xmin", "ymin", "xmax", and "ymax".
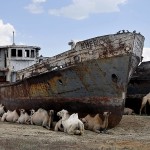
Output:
[
  {"xmin": 0, "ymin": 32, "xmax": 145, "ymax": 128},
  {"xmin": 127, "ymin": 61, "xmax": 150, "ymax": 97},
  {"xmin": 126, "ymin": 61, "xmax": 150, "ymax": 114},
  {"xmin": 16, "ymin": 32, "xmax": 144, "ymax": 81},
  {"xmin": 0, "ymin": 56, "xmax": 139, "ymax": 128},
  {"xmin": 0, "ymin": 97, "xmax": 122, "ymax": 128}
]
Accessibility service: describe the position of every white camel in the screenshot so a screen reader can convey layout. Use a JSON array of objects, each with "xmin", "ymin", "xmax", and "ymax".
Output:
[
  {"xmin": 55, "ymin": 109, "xmax": 84, "ymax": 135},
  {"xmin": 1, "ymin": 110, "xmax": 19, "ymax": 122},
  {"xmin": 54, "ymin": 109, "xmax": 70, "ymax": 132},
  {"xmin": 30, "ymin": 108, "xmax": 54, "ymax": 129},
  {"xmin": 123, "ymin": 107, "xmax": 134, "ymax": 115},
  {"xmin": 17, "ymin": 109, "xmax": 30, "ymax": 124}
]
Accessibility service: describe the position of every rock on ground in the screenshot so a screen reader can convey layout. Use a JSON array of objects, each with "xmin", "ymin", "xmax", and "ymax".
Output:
[{"xmin": 0, "ymin": 115, "xmax": 150, "ymax": 150}]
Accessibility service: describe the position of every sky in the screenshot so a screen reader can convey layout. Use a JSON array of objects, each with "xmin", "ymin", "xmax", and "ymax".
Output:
[{"xmin": 0, "ymin": 0, "xmax": 150, "ymax": 61}]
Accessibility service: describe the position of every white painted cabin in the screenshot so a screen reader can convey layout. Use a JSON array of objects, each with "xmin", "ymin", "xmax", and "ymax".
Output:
[{"xmin": 0, "ymin": 44, "xmax": 40, "ymax": 83}]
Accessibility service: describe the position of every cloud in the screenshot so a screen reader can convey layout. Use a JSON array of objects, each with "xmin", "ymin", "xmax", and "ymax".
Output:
[
  {"xmin": 25, "ymin": 0, "xmax": 47, "ymax": 14},
  {"xmin": 32, "ymin": 0, "xmax": 47, "ymax": 3},
  {"xmin": 25, "ymin": 4, "xmax": 45, "ymax": 14},
  {"xmin": 48, "ymin": 0, "xmax": 127, "ymax": 20},
  {"xmin": 0, "ymin": 20, "xmax": 15, "ymax": 45},
  {"xmin": 142, "ymin": 48, "xmax": 150, "ymax": 62}
]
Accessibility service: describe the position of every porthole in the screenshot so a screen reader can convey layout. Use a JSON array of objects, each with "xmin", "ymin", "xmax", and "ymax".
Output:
[
  {"xmin": 112, "ymin": 74, "xmax": 118, "ymax": 83},
  {"xmin": 58, "ymin": 79, "xmax": 63, "ymax": 85}
]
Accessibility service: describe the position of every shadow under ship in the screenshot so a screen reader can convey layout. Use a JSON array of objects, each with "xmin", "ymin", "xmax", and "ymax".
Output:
[{"xmin": 0, "ymin": 31, "xmax": 145, "ymax": 128}]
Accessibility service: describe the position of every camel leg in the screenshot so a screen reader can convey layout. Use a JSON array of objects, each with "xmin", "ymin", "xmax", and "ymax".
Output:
[
  {"xmin": 1, "ymin": 113, "xmax": 7, "ymax": 122},
  {"xmin": 140, "ymin": 98, "xmax": 147, "ymax": 115},
  {"xmin": 42, "ymin": 118, "xmax": 50, "ymax": 130},
  {"xmin": 48, "ymin": 118, "xmax": 51, "ymax": 129},
  {"xmin": 67, "ymin": 125, "xmax": 80, "ymax": 135},
  {"xmin": 54, "ymin": 123, "xmax": 59, "ymax": 131},
  {"xmin": 30, "ymin": 117, "xmax": 33, "ymax": 125},
  {"xmin": 93, "ymin": 126, "xmax": 100, "ymax": 133},
  {"xmin": 74, "ymin": 130, "xmax": 81, "ymax": 135},
  {"xmin": 139, "ymin": 104, "xmax": 145, "ymax": 115},
  {"xmin": 67, "ymin": 126, "xmax": 74, "ymax": 135},
  {"xmin": 93, "ymin": 129, "xmax": 100, "ymax": 133},
  {"xmin": 78, "ymin": 123, "xmax": 84, "ymax": 135}
]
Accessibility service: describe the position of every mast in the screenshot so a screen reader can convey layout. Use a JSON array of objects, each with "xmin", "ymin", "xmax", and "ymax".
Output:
[{"xmin": 13, "ymin": 31, "xmax": 15, "ymax": 45}]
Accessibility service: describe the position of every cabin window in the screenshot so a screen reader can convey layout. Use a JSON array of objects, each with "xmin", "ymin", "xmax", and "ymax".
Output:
[
  {"xmin": 11, "ymin": 49, "xmax": 16, "ymax": 57},
  {"xmin": 18, "ymin": 49, "xmax": 22, "ymax": 57},
  {"xmin": 31, "ymin": 50, "xmax": 35, "ymax": 58},
  {"xmin": 25, "ymin": 50, "xmax": 30, "ymax": 57}
]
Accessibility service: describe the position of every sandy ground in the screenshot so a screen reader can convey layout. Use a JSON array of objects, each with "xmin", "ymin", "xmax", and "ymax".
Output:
[{"xmin": 0, "ymin": 115, "xmax": 150, "ymax": 150}]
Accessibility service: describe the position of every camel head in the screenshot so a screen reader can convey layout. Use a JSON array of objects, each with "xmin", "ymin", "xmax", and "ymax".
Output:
[
  {"xmin": 30, "ymin": 109, "xmax": 35, "ymax": 116},
  {"xmin": 103, "ymin": 112, "xmax": 111, "ymax": 117},
  {"xmin": 81, "ymin": 118, "xmax": 88, "ymax": 128},
  {"xmin": 49, "ymin": 110, "xmax": 54, "ymax": 116},
  {"xmin": 57, "ymin": 109, "xmax": 69, "ymax": 118},
  {"xmin": 49, "ymin": 110, "xmax": 54, "ymax": 120},
  {"xmin": 19, "ymin": 109, "xmax": 25, "ymax": 114}
]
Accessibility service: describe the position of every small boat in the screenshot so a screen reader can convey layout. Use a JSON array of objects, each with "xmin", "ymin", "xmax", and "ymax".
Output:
[{"xmin": 0, "ymin": 30, "xmax": 145, "ymax": 128}]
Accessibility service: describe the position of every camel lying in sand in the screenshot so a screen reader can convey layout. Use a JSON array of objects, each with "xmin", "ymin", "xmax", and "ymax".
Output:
[
  {"xmin": 55, "ymin": 109, "xmax": 84, "ymax": 135},
  {"xmin": 1, "ymin": 110, "xmax": 19, "ymax": 122},
  {"xmin": 81, "ymin": 112, "xmax": 111, "ymax": 133},
  {"xmin": 17, "ymin": 109, "xmax": 30, "ymax": 124},
  {"xmin": 140, "ymin": 93, "xmax": 150, "ymax": 115},
  {"xmin": 0, "ymin": 104, "xmax": 5, "ymax": 117},
  {"xmin": 123, "ymin": 107, "xmax": 134, "ymax": 115},
  {"xmin": 54, "ymin": 109, "xmax": 70, "ymax": 132},
  {"xmin": 30, "ymin": 108, "xmax": 54, "ymax": 129}
]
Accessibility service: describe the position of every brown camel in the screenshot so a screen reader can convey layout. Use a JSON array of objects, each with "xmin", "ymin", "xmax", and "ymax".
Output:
[{"xmin": 81, "ymin": 112, "xmax": 111, "ymax": 133}]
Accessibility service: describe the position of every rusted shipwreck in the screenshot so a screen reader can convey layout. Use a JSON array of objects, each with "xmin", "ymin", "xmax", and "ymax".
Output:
[
  {"xmin": 0, "ymin": 31, "xmax": 145, "ymax": 128},
  {"xmin": 126, "ymin": 61, "xmax": 150, "ymax": 114}
]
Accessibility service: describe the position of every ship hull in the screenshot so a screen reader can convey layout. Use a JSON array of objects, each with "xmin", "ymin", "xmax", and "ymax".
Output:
[
  {"xmin": 0, "ymin": 55, "xmax": 138, "ymax": 128},
  {"xmin": 126, "ymin": 61, "xmax": 150, "ymax": 114},
  {"xmin": 0, "ymin": 32, "xmax": 145, "ymax": 128}
]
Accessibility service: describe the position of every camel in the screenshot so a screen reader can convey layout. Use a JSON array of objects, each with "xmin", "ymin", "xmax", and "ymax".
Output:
[
  {"xmin": 81, "ymin": 112, "xmax": 111, "ymax": 133},
  {"xmin": 17, "ymin": 109, "xmax": 30, "ymax": 124},
  {"xmin": 30, "ymin": 108, "xmax": 54, "ymax": 129},
  {"xmin": 54, "ymin": 109, "xmax": 70, "ymax": 132},
  {"xmin": 30, "ymin": 109, "xmax": 35, "ymax": 116},
  {"xmin": 1, "ymin": 110, "xmax": 19, "ymax": 122},
  {"xmin": 55, "ymin": 109, "xmax": 84, "ymax": 135},
  {"xmin": 140, "ymin": 93, "xmax": 150, "ymax": 115},
  {"xmin": 123, "ymin": 107, "xmax": 134, "ymax": 115},
  {"xmin": 0, "ymin": 104, "xmax": 5, "ymax": 117}
]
